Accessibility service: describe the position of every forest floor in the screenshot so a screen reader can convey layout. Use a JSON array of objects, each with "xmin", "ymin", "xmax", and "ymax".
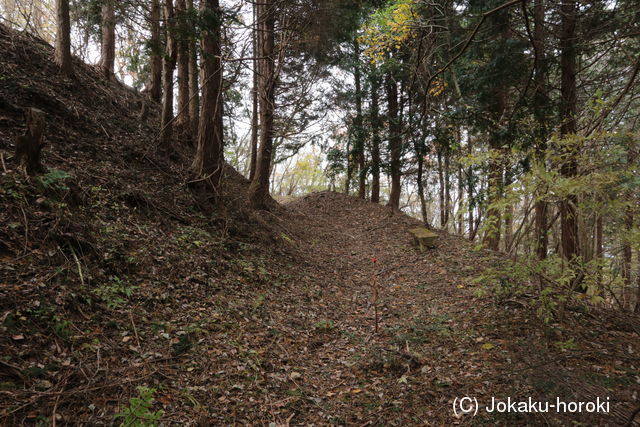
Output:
[{"xmin": 1, "ymin": 22, "xmax": 640, "ymax": 426}]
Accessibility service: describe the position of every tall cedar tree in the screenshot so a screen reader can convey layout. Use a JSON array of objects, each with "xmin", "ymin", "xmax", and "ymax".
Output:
[
  {"xmin": 386, "ymin": 71, "xmax": 401, "ymax": 211},
  {"xmin": 248, "ymin": 0, "xmax": 276, "ymax": 209},
  {"xmin": 533, "ymin": 0, "xmax": 549, "ymax": 260},
  {"xmin": 249, "ymin": 0, "xmax": 259, "ymax": 181},
  {"xmin": 54, "ymin": 0, "xmax": 72, "ymax": 75},
  {"xmin": 353, "ymin": 38, "xmax": 366, "ymax": 199},
  {"xmin": 187, "ymin": 0, "xmax": 200, "ymax": 139},
  {"xmin": 559, "ymin": 0, "xmax": 579, "ymax": 265},
  {"xmin": 100, "ymin": 0, "xmax": 116, "ymax": 80},
  {"xmin": 192, "ymin": 0, "xmax": 224, "ymax": 191},
  {"xmin": 482, "ymin": 7, "xmax": 509, "ymax": 251},
  {"xmin": 159, "ymin": 0, "xmax": 177, "ymax": 148},
  {"xmin": 369, "ymin": 71, "xmax": 381, "ymax": 203},
  {"xmin": 175, "ymin": 0, "xmax": 191, "ymax": 134},
  {"xmin": 148, "ymin": 0, "xmax": 163, "ymax": 101}
]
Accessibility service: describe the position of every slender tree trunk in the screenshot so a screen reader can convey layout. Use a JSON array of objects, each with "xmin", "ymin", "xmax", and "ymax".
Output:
[
  {"xmin": 386, "ymin": 72, "xmax": 401, "ymax": 211},
  {"xmin": 192, "ymin": 0, "xmax": 224, "ymax": 192},
  {"xmin": 345, "ymin": 138, "xmax": 352, "ymax": 194},
  {"xmin": 54, "ymin": 0, "xmax": 73, "ymax": 75},
  {"xmin": 353, "ymin": 39, "xmax": 366, "ymax": 200},
  {"xmin": 187, "ymin": 0, "xmax": 199, "ymax": 139},
  {"xmin": 504, "ymin": 161, "xmax": 514, "ymax": 251},
  {"xmin": 483, "ymin": 139, "xmax": 502, "ymax": 250},
  {"xmin": 444, "ymin": 150, "xmax": 451, "ymax": 228},
  {"xmin": 533, "ymin": 0, "xmax": 548, "ymax": 260},
  {"xmin": 248, "ymin": 1, "xmax": 259, "ymax": 181},
  {"xmin": 437, "ymin": 150, "xmax": 445, "ymax": 227},
  {"xmin": 467, "ymin": 135, "xmax": 474, "ymax": 239},
  {"xmin": 636, "ymin": 253, "xmax": 640, "ymax": 313},
  {"xmin": 159, "ymin": 0, "xmax": 177, "ymax": 149},
  {"xmin": 148, "ymin": 0, "xmax": 163, "ymax": 102},
  {"xmin": 594, "ymin": 211, "xmax": 603, "ymax": 285},
  {"xmin": 248, "ymin": 0, "xmax": 276, "ymax": 209},
  {"xmin": 457, "ymin": 162, "xmax": 464, "ymax": 235},
  {"xmin": 175, "ymin": 0, "xmax": 190, "ymax": 133},
  {"xmin": 559, "ymin": 0, "xmax": 579, "ymax": 264},
  {"xmin": 623, "ymin": 144, "xmax": 636, "ymax": 308},
  {"xmin": 100, "ymin": 0, "xmax": 116, "ymax": 80},
  {"xmin": 370, "ymin": 72, "xmax": 381, "ymax": 203},
  {"xmin": 415, "ymin": 135, "xmax": 428, "ymax": 227}
]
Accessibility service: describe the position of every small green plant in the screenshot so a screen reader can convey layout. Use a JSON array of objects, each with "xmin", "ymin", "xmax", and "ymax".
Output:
[
  {"xmin": 115, "ymin": 386, "xmax": 163, "ymax": 426},
  {"xmin": 556, "ymin": 338, "xmax": 578, "ymax": 350},
  {"xmin": 94, "ymin": 276, "xmax": 138, "ymax": 309},
  {"xmin": 36, "ymin": 169, "xmax": 71, "ymax": 190},
  {"xmin": 313, "ymin": 319, "xmax": 335, "ymax": 331},
  {"xmin": 53, "ymin": 317, "xmax": 71, "ymax": 340}
]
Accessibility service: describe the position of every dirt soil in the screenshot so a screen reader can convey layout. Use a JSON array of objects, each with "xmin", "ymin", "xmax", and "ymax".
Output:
[{"xmin": 2, "ymin": 22, "xmax": 640, "ymax": 426}]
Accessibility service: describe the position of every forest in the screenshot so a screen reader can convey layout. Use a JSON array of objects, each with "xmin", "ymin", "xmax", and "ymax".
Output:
[{"xmin": 0, "ymin": 0, "xmax": 639, "ymax": 425}]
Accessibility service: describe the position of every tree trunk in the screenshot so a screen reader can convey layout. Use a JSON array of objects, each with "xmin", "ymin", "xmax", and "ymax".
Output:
[
  {"xmin": 503, "ymin": 161, "xmax": 514, "ymax": 251},
  {"xmin": 248, "ymin": 0, "xmax": 276, "ymax": 209},
  {"xmin": 457, "ymin": 162, "xmax": 464, "ymax": 235},
  {"xmin": 345, "ymin": 138, "xmax": 352, "ymax": 194},
  {"xmin": 192, "ymin": 0, "xmax": 224, "ymax": 192},
  {"xmin": 533, "ymin": 0, "xmax": 548, "ymax": 260},
  {"xmin": 370, "ymin": 73, "xmax": 381, "ymax": 203},
  {"xmin": 636, "ymin": 253, "xmax": 640, "ymax": 313},
  {"xmin": 559, "ymin": 0, "xmax": 579, "ymax": 264},
  {"xmin": 159, "ymin": 0, "xmax": 177, "ymax": 149},
  {"xmin": 467, "ymin": 135, "xmax": 474, "ymax": 239},
  {"xmin": 148, "ymin": 0, "xmax": 163, "ymax": 102},
  {"xmin": 15, "ymin": 108, "xmax": 46, "ymax": 175},
  {"xmin": 386, "ymin": 72, "xmax": 401, "ymax": 211},
  {"xmin": 175, "ymin": 0, "xmax": 190, "ymax": 134},
  {"xmin": 100, "ymin": 0, "xmax": 116, "ymax": 80},
  {"xmin": 54, "ymin": 0, "xmax": 73, "ymax": 75},
  {"xmin": 187, "ymin": 0, "xmax": 200, "ymax": 139},
  {"xmin": 353, "ymin": 39, "xmax": 366, "ymax": 200},
  {"xmin": 415, "ymin": 134, "xmax": 428, "ymax": 227},
  {"xmin": 444, "ymin": 149, "xmax": 451, "ymax": 228},
  {"xmin": 623, "ymin": 144, "xmax": 636, "ymax": 308},
  {"xmin": 437, "ymin": 150, "xmax": 445, "ymax": 227},
  {"xmin": 249, "ymin": 0, "xmax": 258, "ymax": 181}
]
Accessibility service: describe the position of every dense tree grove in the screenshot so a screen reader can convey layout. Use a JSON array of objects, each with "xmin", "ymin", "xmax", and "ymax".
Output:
[{"xmin": 1, "ymin": 0, "xmax": 638, "ymax": 313}]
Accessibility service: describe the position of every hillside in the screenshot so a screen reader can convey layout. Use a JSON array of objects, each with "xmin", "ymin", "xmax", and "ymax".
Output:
[{"xmin": 1, "ymin": 23, "xmax": 640, "ymax": 426}]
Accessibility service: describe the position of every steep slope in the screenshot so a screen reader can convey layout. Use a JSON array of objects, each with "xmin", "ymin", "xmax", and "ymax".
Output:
[{"xmin": 0, "ymin": 23, "xmax": 293, "ymax": 424}]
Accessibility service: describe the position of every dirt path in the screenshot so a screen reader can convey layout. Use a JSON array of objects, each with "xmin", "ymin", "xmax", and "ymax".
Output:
[
  {"xmin": 265, "ymin": 191, "xmax": 513, "ymax": 425},
  {"xmin": 253, "ymin": 191, "xmax": 636, "ymax": 426}
]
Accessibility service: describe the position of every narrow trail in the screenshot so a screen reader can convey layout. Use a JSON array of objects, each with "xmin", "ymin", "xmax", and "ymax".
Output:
[
  {"xmin": 266, "ymin": 191, "xmax": 526, "ymax": 424},
  {"xmin": 256, "ymin": 191, "xmax": 634, "ymax": 425}
]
